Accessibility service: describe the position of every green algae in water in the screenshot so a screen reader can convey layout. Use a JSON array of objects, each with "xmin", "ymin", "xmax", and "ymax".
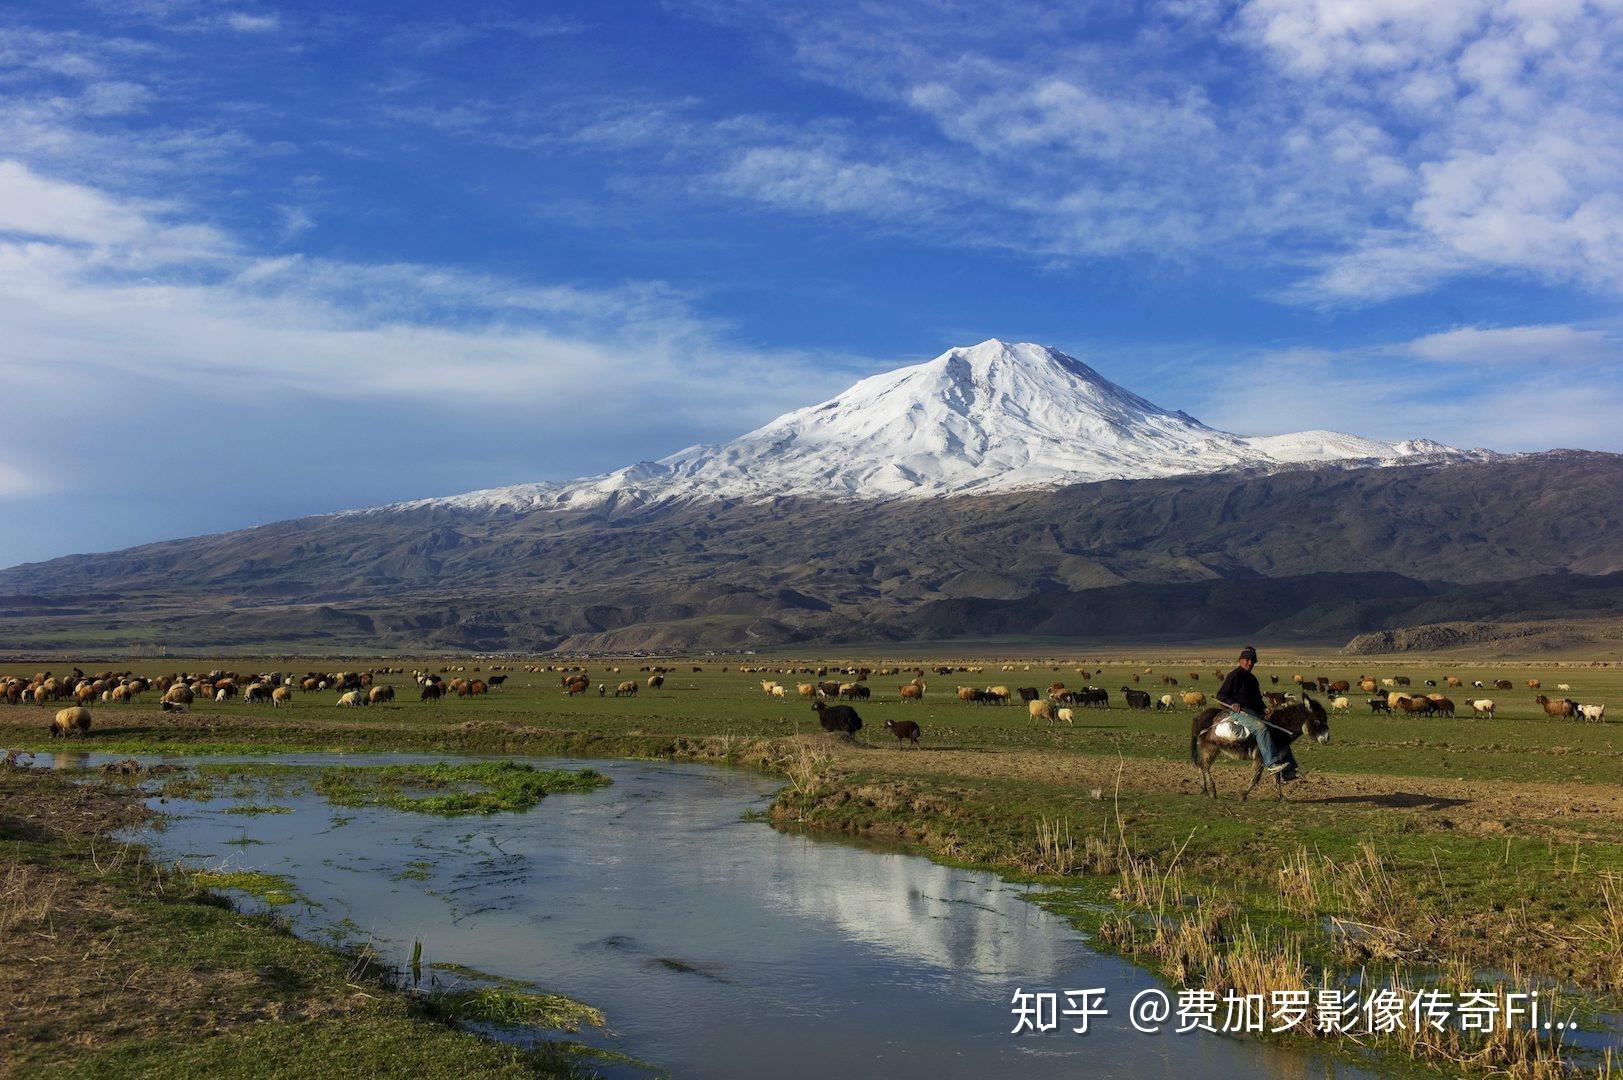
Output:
[
  {"xmin": 312, "ymin": 762, "xmax": 608, "ymax": 817},
  {"xmin": 191, "ymin": 869, "xmax": 299, "ymax": 906}
]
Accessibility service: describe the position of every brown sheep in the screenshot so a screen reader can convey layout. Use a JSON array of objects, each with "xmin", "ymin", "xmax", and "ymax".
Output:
[
  {"xmin": 1536, "ymin": 695, "xmax": 1577, "ymax": 718},
  {"xmin": 1426, "ymin": 694, "xmax": 1455, "ymax": 717},
  {"xmin": 366, "ymin": 685, "xmax": 393, "ymax": 705},
  {"xmin": 1182, "ymin": 691, "xmax": 1207, "ymax": 708},
  {"xmin": 51, "ymin": 706, "xmax": 92, "ymax": 738},
  {"xmin": 883, "ymin": 718, "xmax": 921, "ymax": 748},
  {"xmin": 899, "ymin": 683, "xmax": 923, "ymax": 701},
  {"xmin": 272, "ymin": 686, "xmax": 295, "ymax": 707},
  {"xmin": 1527, "ymin": 679, "xmax": 1542, "ymax": 690},
  {"xmin": 615, "ymin": 680, "xmax": 639, "ymax": 697},
  {"xmin": 1028, "ymin": 699, "xmax": 1054, "ymax": 723},
  {"xmin": 1359, "ymin": 678, "xmax": 1378, "ymax": 693},
  {"xmin": 1445, "ymin": 676, "xmax": 1463, "ymax": 688}
]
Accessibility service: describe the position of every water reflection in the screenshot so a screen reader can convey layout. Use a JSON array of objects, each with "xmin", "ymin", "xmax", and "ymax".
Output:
[{"xmin": 81, "ymin": 754, "xmax": 1362, "ymax": 1079}]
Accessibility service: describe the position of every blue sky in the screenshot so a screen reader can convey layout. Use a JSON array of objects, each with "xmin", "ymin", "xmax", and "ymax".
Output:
[{"xmin": 1, "ymin": 0, "xmax": 1621, "ymax": 565}]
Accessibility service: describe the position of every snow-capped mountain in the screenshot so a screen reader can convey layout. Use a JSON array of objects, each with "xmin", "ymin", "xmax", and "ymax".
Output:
[{"xmin": 368, "ymin": 340, "xmax": 1493, "ymax": 514}]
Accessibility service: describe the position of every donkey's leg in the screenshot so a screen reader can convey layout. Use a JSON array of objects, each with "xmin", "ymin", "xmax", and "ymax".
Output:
[{"xmin": 1241, "ymin": 756, "xmax": 1263, "ymax": 801}]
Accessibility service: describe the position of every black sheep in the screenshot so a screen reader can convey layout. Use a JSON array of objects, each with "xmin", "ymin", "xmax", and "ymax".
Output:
[{"xmin": 812, "ymin": 700, "xmax": 862, "ymax": 734}]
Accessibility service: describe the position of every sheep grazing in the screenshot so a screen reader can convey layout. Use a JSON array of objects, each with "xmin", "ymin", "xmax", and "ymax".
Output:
[
  {"xmin": 811, "ymin": 700, "xmax": 862, "ymax": 735},
  {"xmin": 984, "ymin": 686, "xmax": 1011, "ymax": 704},
  {"xmin": 1055, "ymin": 708, "xmax": 1074, "ymax": 725},
  {"xmin": 1426, "ymin": 694, "xmax": 1455, "ymax": 717},
  {"xmin": 1330, "ymin": 696, "xmax": 1350, "ymax": 712},
  {"xmin": 161, "ymin": 701, "xmax": 188, "ymax": 713},
  {"xmin": 797, "ymin": 682, "xmax": 816, "ymax": 698},
  {"xmin": 647, "ymin": 675, "xmax": 665, "ymax": 690},
  {"xmin": 1469, "ymin": 699, "xmax": 1496, "ymax": 717},
  {"xmin": 1536, "ymin": 695, "xmax": 1577, "ymax": 718},
  {"xmin": 1528, "ymin": 679, "xmax": 1542, "ymax": 690},
  {"xmin": 337, "ymin": 690, "xmax": 364, "ymax": 707},
  {"xmin": 1445, "ymin": 676, "xmax": 1463, "ymax": 688},
  {"xmin": 1016, "ymin": 687, "xmax": 1041, "ymax": 703},
  {"xmin": 420, "ymin": 683, "xmax": 444, "ymax": 702},
  {"xmin": 51, "ymin": 706, "xmax": 92, "ymax": 738},
  {"xmin": 1398, "ymin": 696, "xmax": 1436, "ymax": 716},
  {"xmin": 615, "ymin": 680, "xmax": 639, "ymax": 697},
  {"xmin": 366, "ymin": 685, "xmax": 393, "ymax": 705},
  {"xmin": 1181, "ymin": 691, "xmax": 1207, "ymax": 709},
  {"xmin": 1579, "ymin": 703, "xmax": 1606, "ymax": 722},
  {"xmin": 272, "ymin": 686, "xmax": 295, "ymax": 707},
  {"xmin": 1120, "ymin": 687, "xmax": 1151, "ymax": 710},
  {"xmin": 564, "ymin": 676, "xmax": 590, "ymax": 696},
  {"xmin": 1473, "ymin": 680, "xmax": 1486, "ymax": 689},
  {"xmin": 899, "ymin": 683, "xmax": 923, "ymax": 702},
  {"xmin": 1028, "ymin": 699, "xmax": 1055, "ymax": 723},
  {"xmin": 1157, "ymin": 694, "xmax": 1175, "ymax": 711},
  {"xmin": 1368, "ymin": 697, "xmax": 1391, "ymax": 714},
  {"xmin": 883, "ymin": 718, "xmax": 921, "ymax": 748},
  {"xmin": 1494, "ymin": 679, "xmax": 1514, "ymax": 691}
]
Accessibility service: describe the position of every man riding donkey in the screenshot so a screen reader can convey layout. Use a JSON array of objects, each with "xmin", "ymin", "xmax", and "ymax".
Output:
[{"xmin": 1214, "ymin": 646, "xmax": 1299, "ymax": 783}]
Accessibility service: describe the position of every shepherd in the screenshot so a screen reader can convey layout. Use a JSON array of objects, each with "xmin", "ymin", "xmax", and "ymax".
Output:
[{"xmin": 1214, "ymin": 646, "xmax": 1296, "ymax": 781}]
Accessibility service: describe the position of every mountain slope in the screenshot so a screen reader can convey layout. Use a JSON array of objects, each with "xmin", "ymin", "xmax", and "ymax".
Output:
[
  {"xmin": 370, "ymin": 340, "xmax": 1490, "ymax": 513},
  {"xmin": 2, "ymin": 452, "xmax": 1618, "ymax": 653}
]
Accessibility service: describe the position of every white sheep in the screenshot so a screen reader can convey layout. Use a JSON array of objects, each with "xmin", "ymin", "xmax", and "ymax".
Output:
[
  {"xmin": 337, "ymin": 690, "xmax": 364, "ymax": 707},
  {"xmin": 1330, "ymin": 696, "xmax": 1350, "ymax": 712},
  {"xmin": 1056, "ymin": 707, "xmax": 1074, "ymax": 725},
  {"xmin": 1469, "ymin": 699, "xmax": 1496, "ymax": 717},
  {"xmin": 1579, "ymin": 703, "xmax": 1606, "ymax": 722}
]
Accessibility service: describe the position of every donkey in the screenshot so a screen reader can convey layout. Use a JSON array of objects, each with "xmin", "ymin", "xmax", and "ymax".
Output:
[{"xmin": 1190, "ymin": 696, "xmax": 1331, "ymax": 801}]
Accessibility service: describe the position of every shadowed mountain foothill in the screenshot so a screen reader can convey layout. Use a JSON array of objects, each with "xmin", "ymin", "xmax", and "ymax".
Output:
[{"xmin": 1, "ymin": 343, "xmax": 1619, "ymax": 654}]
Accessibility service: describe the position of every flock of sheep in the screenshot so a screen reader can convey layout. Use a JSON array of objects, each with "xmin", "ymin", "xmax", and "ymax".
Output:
[{"xmin": 2, "ymin": 660, "xmax": 1610, "ymax": 745}]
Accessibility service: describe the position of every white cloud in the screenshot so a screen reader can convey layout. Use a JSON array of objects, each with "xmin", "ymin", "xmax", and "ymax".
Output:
[
  {"xmin": 224, "ymin": 13, "xmax": 280, "ymax": 33},
  {"xmin": 1407, "ymin": 323, "xmax": 1617, "ymax": 364},
  {"xmin": 1191, "ymin": 320, "xmax": 1623, "ymax": 450},
  {"xmin": 0, "ymin": 160, "xmax": 853, "ymax": 423},
  {"xmin": 668, "ymin": 0, "xmax": 1623, "ymax": 304}
]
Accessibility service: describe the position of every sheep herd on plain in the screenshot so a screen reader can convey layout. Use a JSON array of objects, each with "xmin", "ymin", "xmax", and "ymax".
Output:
[{"xmin": 0, "ymin": 660, "xmax": 1609, "ymax": 745}]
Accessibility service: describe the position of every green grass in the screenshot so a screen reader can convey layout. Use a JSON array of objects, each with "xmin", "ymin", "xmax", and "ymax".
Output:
[
  {"xmin": 311, "ymin": 762, "xmax": 608, "ymax": 816},
  {"xmin": 5, "ymin": 652, "xmax": 1622, "ymax": 1075},
  {"xmin": 188, "ymin": 868, "xmax": 300, "ymax": 905},
  {"xmin": 0, "ymin": 768, "xmax": 596, "ymax": 1079}
]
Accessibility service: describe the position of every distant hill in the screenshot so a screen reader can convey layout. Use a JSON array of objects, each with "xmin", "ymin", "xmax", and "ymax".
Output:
[{"xmin": 2, "ymin": 451, "xmax": 1619, "ymax": 653}]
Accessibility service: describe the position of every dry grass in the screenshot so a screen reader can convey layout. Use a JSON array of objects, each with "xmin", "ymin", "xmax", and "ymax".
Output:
[{"xmin": 784, "ymin": 740, "xmax": 837, "ymax": 797}]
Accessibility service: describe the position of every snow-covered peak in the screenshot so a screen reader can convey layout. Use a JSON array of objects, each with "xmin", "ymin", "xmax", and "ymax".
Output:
[{"xmin": 349, "ymin": 340, "xmax": 1493, "ymax": 515}]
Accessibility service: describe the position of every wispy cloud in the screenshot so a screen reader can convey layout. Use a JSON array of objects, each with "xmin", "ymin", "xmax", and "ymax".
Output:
[
  {"xmin": 662, "ymin": 0, "xmax": 1623, "ymax": 305},
  {"xmin": 1188, "ymin": 320, "xmax": 1623, "ymax": 450}
]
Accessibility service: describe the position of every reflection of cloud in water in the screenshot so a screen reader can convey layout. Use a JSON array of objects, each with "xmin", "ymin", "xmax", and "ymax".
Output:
[{"xmin": 751, "ymin": 840, "xmax": 1076, "ymax": 982}]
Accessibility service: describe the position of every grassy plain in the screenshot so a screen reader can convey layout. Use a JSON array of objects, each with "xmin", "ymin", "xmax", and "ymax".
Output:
[{"xmin": 2, "ymin": 651, "xmax": 1620, "ymax": 1075}]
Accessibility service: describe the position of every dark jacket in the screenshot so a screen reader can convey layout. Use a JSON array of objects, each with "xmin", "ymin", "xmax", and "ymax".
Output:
[{"xmin": 1217, "ymin": 664, "xmax": 1267, "ymax": 718}]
